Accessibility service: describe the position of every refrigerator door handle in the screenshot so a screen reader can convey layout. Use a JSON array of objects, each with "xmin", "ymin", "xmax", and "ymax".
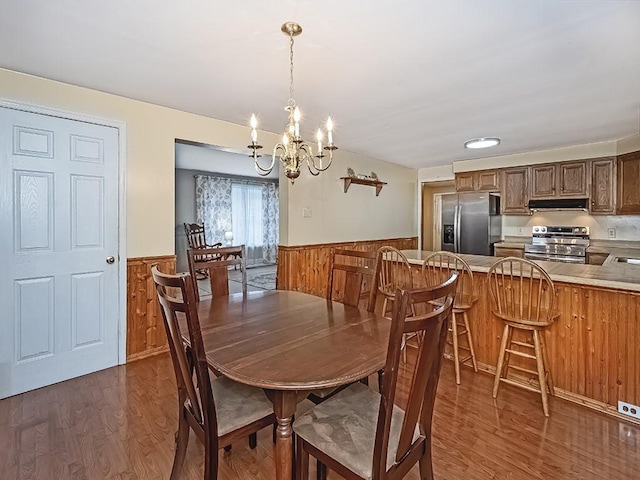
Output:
[{"xmin": 454, "ymin": 205, "xmax": 460, "ymax": 253}]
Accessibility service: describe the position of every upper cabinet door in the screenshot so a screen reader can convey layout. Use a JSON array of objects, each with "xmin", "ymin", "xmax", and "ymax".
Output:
[
  {"xmin": 617, "ymin": 151, "xmax": 640, "ymax": 215},
  {"xmin": 590, "ymin": 158, "xmax": 615, "ymax": 214},
  {"xmin": 455, "ymin": 172, "xmax": 475, "ymax": 192},
  {"xmin": 558, "ymin": 161, "xmax": 588, "ymax": 197},
  {"xmin": 477, "ymin": 170, "xmax": 500, "ymax": 191},
  {"xmin": 530, "ymin": 165, "xmax": 556, "ymax": 198},
  {"xmin": 502, "ymin": 167, "xmax": 529, "ymax": 214}
]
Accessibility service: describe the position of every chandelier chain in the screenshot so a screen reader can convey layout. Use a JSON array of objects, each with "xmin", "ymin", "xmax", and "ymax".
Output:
[{"xmin": 289, "ymin": 33, "xmax": 295, "ymax": 101}]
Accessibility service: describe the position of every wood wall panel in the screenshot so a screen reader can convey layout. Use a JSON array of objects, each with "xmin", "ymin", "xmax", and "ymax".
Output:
[
  {"xmin": 414, "ymin": 268, "xmax": 640, "ymax": 411},
  {"xmin": 126, "ymin": 255, "xmax": 176, "ymax": 362},
  {"xmin": 277, "ymin": 237, "xmax": 417, "ymax": 298}
]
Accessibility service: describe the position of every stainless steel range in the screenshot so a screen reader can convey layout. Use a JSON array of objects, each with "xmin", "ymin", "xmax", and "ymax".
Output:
[{"xmin": 524, "ymin": 226, "xmax": 590, "ymax": 264}]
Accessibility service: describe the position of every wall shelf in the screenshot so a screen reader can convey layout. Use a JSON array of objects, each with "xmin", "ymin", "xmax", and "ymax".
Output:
[{"xmin": 341, "ymin": 177, "xmax": 387, "ymax": 196}]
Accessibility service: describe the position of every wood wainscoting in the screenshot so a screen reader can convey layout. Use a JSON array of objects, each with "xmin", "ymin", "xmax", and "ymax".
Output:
[
  {"xmin": 127, "ymin": 255, "xmax": 176, "ymax": 362},
  {"xmin": 277, "ymin": 237, "xmax": 417, "ymax": 297}
]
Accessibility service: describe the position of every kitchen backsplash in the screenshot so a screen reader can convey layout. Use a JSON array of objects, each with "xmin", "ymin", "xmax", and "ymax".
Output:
[{"xmin": 502, "ymin": 212, "xmax": 640, "ymax": 241}]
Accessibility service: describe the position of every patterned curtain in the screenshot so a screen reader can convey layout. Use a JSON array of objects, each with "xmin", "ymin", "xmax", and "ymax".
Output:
[
  {"xmin": 195, "ymin": 175, "xmax": 232, "ymax": 246},
  {"xmin": 262, "ymin": 182, "xmax": 279, "ymax": 264}
]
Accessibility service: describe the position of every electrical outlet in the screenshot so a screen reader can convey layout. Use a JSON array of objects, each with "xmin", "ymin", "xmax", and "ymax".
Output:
[
  {"xmin": 618, "ymin": 401, "xmax": 640, "ymax": 420},
  {"xmin": 607, "ymin": 228, "xmax": 616, "ymax": 239},
  {"xmin": 517, "ymin": 227, "xmax": 524, "ymax": 235},
  {"xmin": 302, "ymin": 207, "xmax": 312, "ymax": 218}
]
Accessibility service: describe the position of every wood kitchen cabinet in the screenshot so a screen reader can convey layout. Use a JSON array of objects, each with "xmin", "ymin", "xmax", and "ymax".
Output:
[
  {"xmin": 617, "ymin": 151, "xmax": 640, "ymax": 214},
  {"xmin": 530, "ymin": 164, "xmax": 556, "ymax": 198},
  {"xmin": 455, "ymin": 172, "xmax": 475, "ymax": 192},
  {"xmin": 501, "ymin": 167, "xmax": 529, "ymax": 214},
  {"xmin": 530, "ymin": 161, "xmax": 588, "ymax": 198},
  {"xmin": 455, "ymin": 169, "xmax": 500, "ymax": 192},
  {"xmin": 590, "ymin": 157, "xmax": 616, "ymax": 214}
]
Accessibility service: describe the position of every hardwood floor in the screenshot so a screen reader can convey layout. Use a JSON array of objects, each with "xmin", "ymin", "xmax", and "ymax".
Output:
[{"xmin": 1, "ymin": 350, "xmax": 638, "ymax": 479}]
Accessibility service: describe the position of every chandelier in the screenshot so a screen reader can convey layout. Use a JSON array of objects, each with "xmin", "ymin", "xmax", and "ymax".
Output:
[{"xmin": 248, "ymin": 22, "xmax": 337, "ymax": 183}]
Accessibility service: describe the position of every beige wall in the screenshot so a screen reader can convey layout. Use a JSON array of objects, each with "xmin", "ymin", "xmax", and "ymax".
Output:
[
  {"xmin": 283, "ymin": 149, "xmax": 417, "ymax": 245},
  {"xmin": 0, "ymin": 68, "xmax": 417, "ymax": 255}
]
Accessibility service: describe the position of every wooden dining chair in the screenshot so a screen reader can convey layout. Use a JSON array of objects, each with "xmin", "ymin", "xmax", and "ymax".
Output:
[
  {"xmin": 187, "ymin": 245, "xmax": 246, "ymax": 301},
  {"xmin": 487, "ymin": 257, "xmax": 559, "ymax": 416},
  {"xmin": 422, "ymin": 251, "xmax": 478, "ymax": 384},
  {"xmin": 294, "ymin": 273, "xmax": 458, "ymax": 480},
  {"xmin": 307, "ymin": 248, "xmax": 377, "ymax": 404},
  {"xmin": 151, "ymin": 265, "xmax": 275, "ymax": 480},
  {"xmin": 370, "ymin": 246, "xmax": 415, "ymax": 362},
  {"xmin": 327, "ymin": 248, "xmax": 377, "ymax": 308}
]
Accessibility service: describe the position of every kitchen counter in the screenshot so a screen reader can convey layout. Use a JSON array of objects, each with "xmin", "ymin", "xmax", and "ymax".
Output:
[{"xmin": 402, "ymin": 249, "xmax": 640, "ymax": 292}]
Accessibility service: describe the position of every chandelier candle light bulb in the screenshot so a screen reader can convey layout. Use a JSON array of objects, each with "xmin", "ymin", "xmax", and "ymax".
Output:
[{"xmin": 248, "ymin": 21, "xmax": 338, "ymax": 183}]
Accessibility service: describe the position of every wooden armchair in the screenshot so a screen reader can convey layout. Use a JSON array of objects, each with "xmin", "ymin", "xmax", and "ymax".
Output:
[{"xmin": 183, "ymin": 223, "xmax": 222, "ymax": 279}]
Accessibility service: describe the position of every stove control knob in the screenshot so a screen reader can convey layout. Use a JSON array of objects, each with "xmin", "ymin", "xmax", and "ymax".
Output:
[{"xmin": 533, "ymin": 227, "xmax": 539, "ymax": 233}]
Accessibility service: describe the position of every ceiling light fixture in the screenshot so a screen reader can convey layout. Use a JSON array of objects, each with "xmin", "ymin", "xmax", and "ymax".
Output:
[
  {"xmin": 464, "ymin": 137, "xmax": 501, "ymax": 149},
  {"xmin": 249, "ymin": 22, "xmax": 337, "ymax": 183}
]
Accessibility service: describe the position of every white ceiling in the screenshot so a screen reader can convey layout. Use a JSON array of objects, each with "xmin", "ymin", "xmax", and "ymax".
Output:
[{"xmin": 1, "ymin": 1, "xmax": 639, "ymax": 169}]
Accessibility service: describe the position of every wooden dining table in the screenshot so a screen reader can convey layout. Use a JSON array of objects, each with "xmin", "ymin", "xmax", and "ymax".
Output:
[{"xmin": 195, "ymin": 289, "xmax": 390, "ymax": 480}]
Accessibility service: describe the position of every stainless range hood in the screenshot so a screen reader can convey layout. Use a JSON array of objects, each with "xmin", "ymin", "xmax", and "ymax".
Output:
[{"xmin": 527, "ymin": 198, "xmax": 589, "ymax": 211}]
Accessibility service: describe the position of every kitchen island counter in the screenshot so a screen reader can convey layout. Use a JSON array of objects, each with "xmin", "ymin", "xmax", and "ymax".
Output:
[{"xmin": 402, "ymin": 249, "xmax": 640, "ymax": 292}]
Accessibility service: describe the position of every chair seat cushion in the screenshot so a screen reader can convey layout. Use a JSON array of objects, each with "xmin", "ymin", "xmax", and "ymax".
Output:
[
  {"xmin": 293, "ymin": 382, "xmax": 419, "ymax": 480},
  {"xmin": 211, "ymin": 376, "xmax": 273, "ymax": 437}
]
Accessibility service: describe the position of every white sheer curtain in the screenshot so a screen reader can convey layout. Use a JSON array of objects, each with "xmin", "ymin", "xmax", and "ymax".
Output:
[{"xmin": 231, "ymin": 183, "xmax": 264, "ymax": 266}]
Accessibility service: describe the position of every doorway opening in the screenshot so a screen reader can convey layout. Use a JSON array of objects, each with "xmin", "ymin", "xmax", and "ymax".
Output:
[
  {"xmin": 421, "ymin": 181, "xmax": 455, "ymax": 251},
  {"xmin": 174, "ymin": 141, "xmax": 278, "ymax": 294}
]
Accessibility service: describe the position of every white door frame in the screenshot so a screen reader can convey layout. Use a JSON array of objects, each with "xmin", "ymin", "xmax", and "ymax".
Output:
[{"xmin": 1, "ymin": 98, "xmax": 127, "ymax": 365}]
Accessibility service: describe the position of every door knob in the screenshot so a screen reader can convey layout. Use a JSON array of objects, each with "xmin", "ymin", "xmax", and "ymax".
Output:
[{"xmin": 106, "ymin": 256, "xmax": 115, "ymax": 264}]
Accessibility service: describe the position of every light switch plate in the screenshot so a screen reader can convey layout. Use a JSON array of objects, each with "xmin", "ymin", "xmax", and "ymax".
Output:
[{"xmin": 302, "ymin": 207, "xmax": 312, "ymax": 218}]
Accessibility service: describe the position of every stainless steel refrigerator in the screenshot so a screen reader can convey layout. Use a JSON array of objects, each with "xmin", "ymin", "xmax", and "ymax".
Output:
[{"xmin": 441, "ymin": 192, "xmax": 501, "ymax": 256}]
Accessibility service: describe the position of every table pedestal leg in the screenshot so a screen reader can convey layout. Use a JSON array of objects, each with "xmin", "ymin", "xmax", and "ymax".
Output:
[{"xmin": 267, "ymin": 390, "xmax": 299, "ymax": 480}]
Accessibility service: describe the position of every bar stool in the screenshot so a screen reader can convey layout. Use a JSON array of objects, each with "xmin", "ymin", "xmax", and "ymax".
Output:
[
  {"xmin": 371, "ymin": 246, "xmax": 414, "ymax": 362},
  {"xmin": 422, "ymin": 251, "xmax": 478, "ymax": 384},
  {"xmin": 487, "ymin": 257, "xmax": 559, "ymax": 416}
]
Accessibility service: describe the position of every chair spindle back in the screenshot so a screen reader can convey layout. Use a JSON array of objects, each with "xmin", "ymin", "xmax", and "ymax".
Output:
[{"xmin": 487, "ymin": 257, "xmax": 556, "ymax": 326}]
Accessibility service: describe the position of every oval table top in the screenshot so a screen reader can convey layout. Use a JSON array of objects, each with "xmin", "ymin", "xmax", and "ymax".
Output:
[{"xmin": 195, "ymin": 289, "xmax": 390, "ymax": 391}]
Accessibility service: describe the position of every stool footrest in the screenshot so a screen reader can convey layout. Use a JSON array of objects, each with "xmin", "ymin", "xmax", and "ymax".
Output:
[
  {"xmin": 505, "ymin": 348, "xmax": 536, "ymax": 360},
  {"xmin": 507, "ymin": 364, "xmax": 538, "ymax": 377},
  {"xmin": 499, "ymin": 377, "xmax": 543, "ymax": 394},
  {"xmin": 511, "ymin": 340, "xmax": 534, "ymax": 349}
]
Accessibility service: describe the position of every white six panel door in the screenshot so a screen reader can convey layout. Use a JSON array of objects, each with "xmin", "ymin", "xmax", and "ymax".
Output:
[{"xmin": 0, "ymin": 107, "xmax": 120, "ymax": 399}]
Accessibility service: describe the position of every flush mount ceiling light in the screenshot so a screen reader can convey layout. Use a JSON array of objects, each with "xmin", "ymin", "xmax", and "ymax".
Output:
[
  {"xmin": 464, "ymin": 137, "xmax": 501, "ymax": 149},
  {"xmin": 248, "ymin": 21, "xmax": 337, "ymax": 183}
]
